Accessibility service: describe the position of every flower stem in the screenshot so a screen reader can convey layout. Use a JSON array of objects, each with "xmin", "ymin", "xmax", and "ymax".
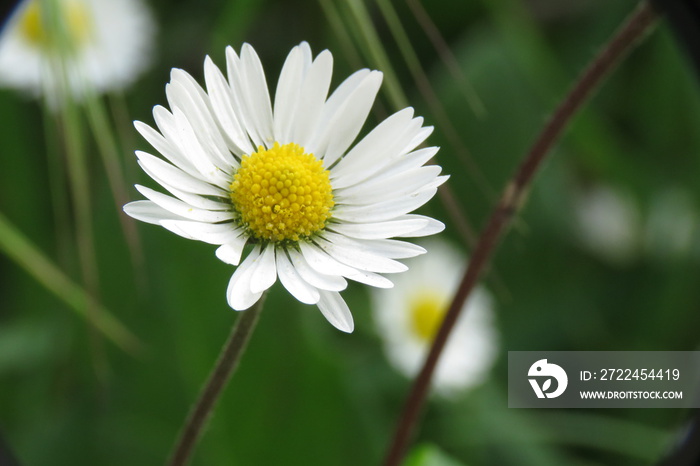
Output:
[
  {"xmin": 383, "ymin": 3, "xmax": 658, "ymax": 465},
  {"xmin": 168, "ymin": 296, "xmax": 266, "ymax": 466}
]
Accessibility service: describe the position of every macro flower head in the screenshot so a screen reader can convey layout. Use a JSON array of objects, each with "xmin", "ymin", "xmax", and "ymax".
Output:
[
  {"xmin": 0, "ymin": 0, "xmax": 155, "ymax": 104},
  {"xmin": 372, "ymin": 240, "xmax": 498, "ymax": 394},
  {"xmin": 124, "ymin": 42, "xmax": 447, "ymax": 332}
]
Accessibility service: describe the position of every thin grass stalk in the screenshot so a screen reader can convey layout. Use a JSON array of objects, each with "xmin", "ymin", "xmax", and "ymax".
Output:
[
  {"xmin": 41, "ymin": 103, "xmax": 73, "ymax": 268},
  {"xmin": 383, "ymin": 3, "xmax": 658, "ymax": 464},
  {"xmin": 84, "ymin": 93, "xmax": 145, "ymax": 274},
  {"xmin": 317, "ymin": 0, "xmax": 365, "ymax": 72},
  {"xmin": 43, "ymin": 0, "xmax": 107, "ymax": 380},
  {"xmin": 344, "ymin": 0, "xmax": 408, "ymax": 109},
  {"xmin": 405, "ymin": 0, "xmax": 486, "ymax": 117},
  {"xmin": 0, "ymin": 212, "xmax": 142, "ymax": 353},
  {"xmin": 375, "ymin": 0, "xmax": 494, "ymax": 201},
  {"xmin": 336, "ymin": 0, "xmax": 484, "ymax": 255}
]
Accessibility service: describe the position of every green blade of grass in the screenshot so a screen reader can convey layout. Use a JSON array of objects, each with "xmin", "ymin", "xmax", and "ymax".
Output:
[
  {"xmin": 0, "ymin": 211, "xmax": 143, "ymax": 354},
  {"xmin": 84, "ymin": 92, "xmax": 145, "ymax": 277},
  {"xmin": 375, "ymin": 0, "xmax": 495, "ymax": 201},
  {"xmin": 343, "ymin": 0, "xmax": 408, "ymax": 110}
]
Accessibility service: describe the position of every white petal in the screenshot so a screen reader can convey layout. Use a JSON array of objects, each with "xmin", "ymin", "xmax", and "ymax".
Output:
[
  {"xmin": 299, "ymin": 242, "xmax": 393, "ymax": 288},
  {"xmin": 135, "ymin": 150, "xmax": 226, "ymax": 197},
  {"xmin": 240, "ymin": 44, "xmax": 275, "ymax": 146},
  {"xmin": 331, "ymin": 115, "xmax": 426, "ymax": 188},
  {"xmin": 366, "ymin": 147, "xmax": 439, "ymax": 189},
  {"xmin": 395, "ymin": 215, "xmax": 446, "ymax": 237},
  {"xmin": 299, "ymin": 241, "xmax": 358, "ymax": 277},
  {"xmin": 226, "ymin": 44, "xmax": 276, "ymax": 148},
  {"xmin": 317, "ymin": 231, "xmax": 408, "ymax": 273},
  {"xmin": 227, "ymin": 245, "xmax": 264, "ymax": 310},
  {"xmin": 297, "ymin": 41, "xmax": 313, "ymax": 67},
  {"xmin": 151, "ymin": 106, "xmax": 209, "ymax": 178},
  {"xmin": 287, "ymin": 248, "xmax": 348, "ymax": 292},
  {"xmin": 308, "ymin": 71, "xmax": 382, "ymax": 165},
  {"xmin": 327, "ymin": 218, "xmax": 429, "ymax": 240},
  {"xmin": 215, "ymin": 236, "xmax": 249, "ymax": 265},
  {"xmin": 315, "ymin": 235, "xmax": 407, "ymax": 273},
  {"xmin": 336, "ymin": 166, "xmax": 445, "ymax": 205},
  {"xmin": 250, "ymin": 244, "xmax": 277, "ymax": 294},
  {"xmin": 402, "ymin": 125, "xmax": 434, "ymax": 154},
  {"xmin": 160, "ymin": 220, "xmax": 243, "ymax": 245},
  {"xmin": 333, "ymin": 188, "xmax": 438, "ymax": 223},
  {"xmin": 316, "ymin": 291, "xmax": 354, "ymax": 333},
  {"xmin": 303, "ymin": 69, "xmax": 374, "ymax": 157},
  {"xmin": 335, "ymin": 147, "xmax": 439, "ymax": 195},
  {"xmin": 203, "ymin": 56, "xmax": 254, "ymax": 155},
  {"xmin": 323, "ymin": 69, "xmax": 370, "ymax": 106},
  {"xmin": 137, "ymin": 116, "xmax": 198, "ymax": 176},
  {"xmin": 171, "ymin": 106, "xmax": 231, "ymax": 187},
  {"xmin": 343, "ymin": 269, "xmax": 394, "ymax": 288},
  {"xmin": 169, "ymin": 67, "xmax": 211, "ymax": 102},
  {"xmin": 292, "ymin": 50, "xmax": 333, "ymax": 147},
  {"xmin": 330, "ymin": 107, "xmax": 414, "ymax": 181},
  {"xmin": 136, "ymin": 155, "xmax": 232, "ymax": 213},
  {"xmin": 151, "ymin": 183, "xmax": 231, "ymax": 212},
  {"xmin": 123, "ymin": 200, "xmax": 187, "ymax": 224},
  {"xmin": 135, "ymin": 185, "xmax": 235, "ymax": 223},
  {"xmin": 226, "ymin": 46, "xmax": 264, "ymax": 148},
  {"xmin": 166, "ymin": 70, "xmax": 234, "ymax": 169},
  {"xmin": 273, "ymin": 45, "xmax": 304, "ymax": 144},
  {"xmin": 276, "ymin": 250, "xmax": 320, "ymax": 304},
  {"xmin": 163, "ymin": 105, "xmax": 221, "ymax": 182},
  {"xmin": 348, "ymin": 238, "xmax": 426, "ymax": 259}
]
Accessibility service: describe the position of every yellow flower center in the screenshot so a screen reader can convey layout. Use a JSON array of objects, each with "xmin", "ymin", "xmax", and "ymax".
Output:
[
  {"xmin": 230, "ymin": 142, "xmax": 334, "ymax": 243},
  {"xmin": 18, "ymin": 0, "xmax": 92, "ymax": 50},
  {"xmin": 409, "ymin": 290, "xmax": 447, "ymax": 342}
]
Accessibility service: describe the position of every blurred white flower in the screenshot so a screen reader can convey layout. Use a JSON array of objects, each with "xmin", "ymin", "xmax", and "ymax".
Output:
[
  {"xmin": 124, "ymin": 42, "xmax": 447, "ymax": 333},
  {"xmin": 0, "ymin": 0, "xmax": 155, "ymax": 104},
  {"xmin": 643, "ymin": 188, "xmax": 698, "ymax": 261},
  {"xmin": 574, "ymin": 184, "xmax": 641, "ymax": 264},
  {"xmin": 371, "ymin": 240, "xmax": 498, "ymax": 395}
]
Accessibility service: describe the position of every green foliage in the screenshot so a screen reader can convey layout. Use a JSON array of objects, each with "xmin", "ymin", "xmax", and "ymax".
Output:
[
  {"xmin": 406, "ymin": 443, "xmax": 468, "ymax": 466},
  {"xmin": 0, "ymin": 0, "xmax": 698, "ymax": 465}
]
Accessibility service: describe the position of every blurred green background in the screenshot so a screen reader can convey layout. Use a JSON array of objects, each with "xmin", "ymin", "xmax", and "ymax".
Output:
[{"xmin": 1, "ymin": 0, "xmax": 700, "ymax": 464}]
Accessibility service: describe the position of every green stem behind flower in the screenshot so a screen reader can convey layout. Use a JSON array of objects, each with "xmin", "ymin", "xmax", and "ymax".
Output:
[
  {"xmin": 84, "ymin": 92, "xmax": 146, "ymax": 281},
  {"xmin": 317, "ymin": 0, "xmax": 365, "ymax": 73},
  {"xmin": 0, "ymin": 212, "xmax": 142, "ymax": 354},
  {"xmin": 328, "ymin": 0, "xmax": 482, "ymax": 248},
  {"xmin": 404, "ymin": 0, "xmax": 486, "ymax": 118},
  {"xmin": 168, "ymin": 295, "xmax": 266, "ymax": 466},
  {"xmin": 42, "ymin": 0, "xmax": 107, "ymax": 379},
  {"xmin": 41, "ymin": 107, "xmax": 73, "ymax": 268},
  {"xmin": 383, "ymin": 3, "xmax": 658, "ymax": 465},
  {"xmin": 375, "ymin": 0, "xmax": 495, "ymax": 201},
  {"xmin": 343, "ymin": 0, "xmax": 408, "ymax": 110}
]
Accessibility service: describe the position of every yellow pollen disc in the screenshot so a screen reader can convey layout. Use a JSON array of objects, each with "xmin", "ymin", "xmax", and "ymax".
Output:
[
  {"xmin": 230, "ymin": 142, "xmax": 334, "ymax": 242},
  {"xmin": 18, "ymin": 0, "xmax": 93, "ymax": 49},
  {"xmin": 409, "ymin": 290, "xmax": 447, "ymax": 342}
]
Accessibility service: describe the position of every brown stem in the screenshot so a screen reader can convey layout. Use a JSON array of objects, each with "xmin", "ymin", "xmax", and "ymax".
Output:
[
  {"xmin": 383, "ymin": 3, "xmax": 658, "ymax": 465},
  {"xmin": 168, "ymin": 296, "xmax": 265, "ymax": 466}
]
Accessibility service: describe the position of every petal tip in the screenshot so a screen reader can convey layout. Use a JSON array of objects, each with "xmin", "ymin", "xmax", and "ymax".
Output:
[{"xmin": 338, "ymin": 323, "xmax": 354, "ymax": 333}]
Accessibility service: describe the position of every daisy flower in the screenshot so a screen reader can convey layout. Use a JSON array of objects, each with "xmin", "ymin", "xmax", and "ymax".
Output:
[
  {"xmin": 574, "ymin": 184, "xmax": 640, "ymax": 264},
  {"xmin": 372, "ymin": 240, "xmax": 498, "ymax": 394},
  {"xmin": 0, "ymin": 0, "xmax": 155, "ymax": 103},
  {"xmin": 124, "ymin": 42, "xmax": 447, "ymax": 333}
]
